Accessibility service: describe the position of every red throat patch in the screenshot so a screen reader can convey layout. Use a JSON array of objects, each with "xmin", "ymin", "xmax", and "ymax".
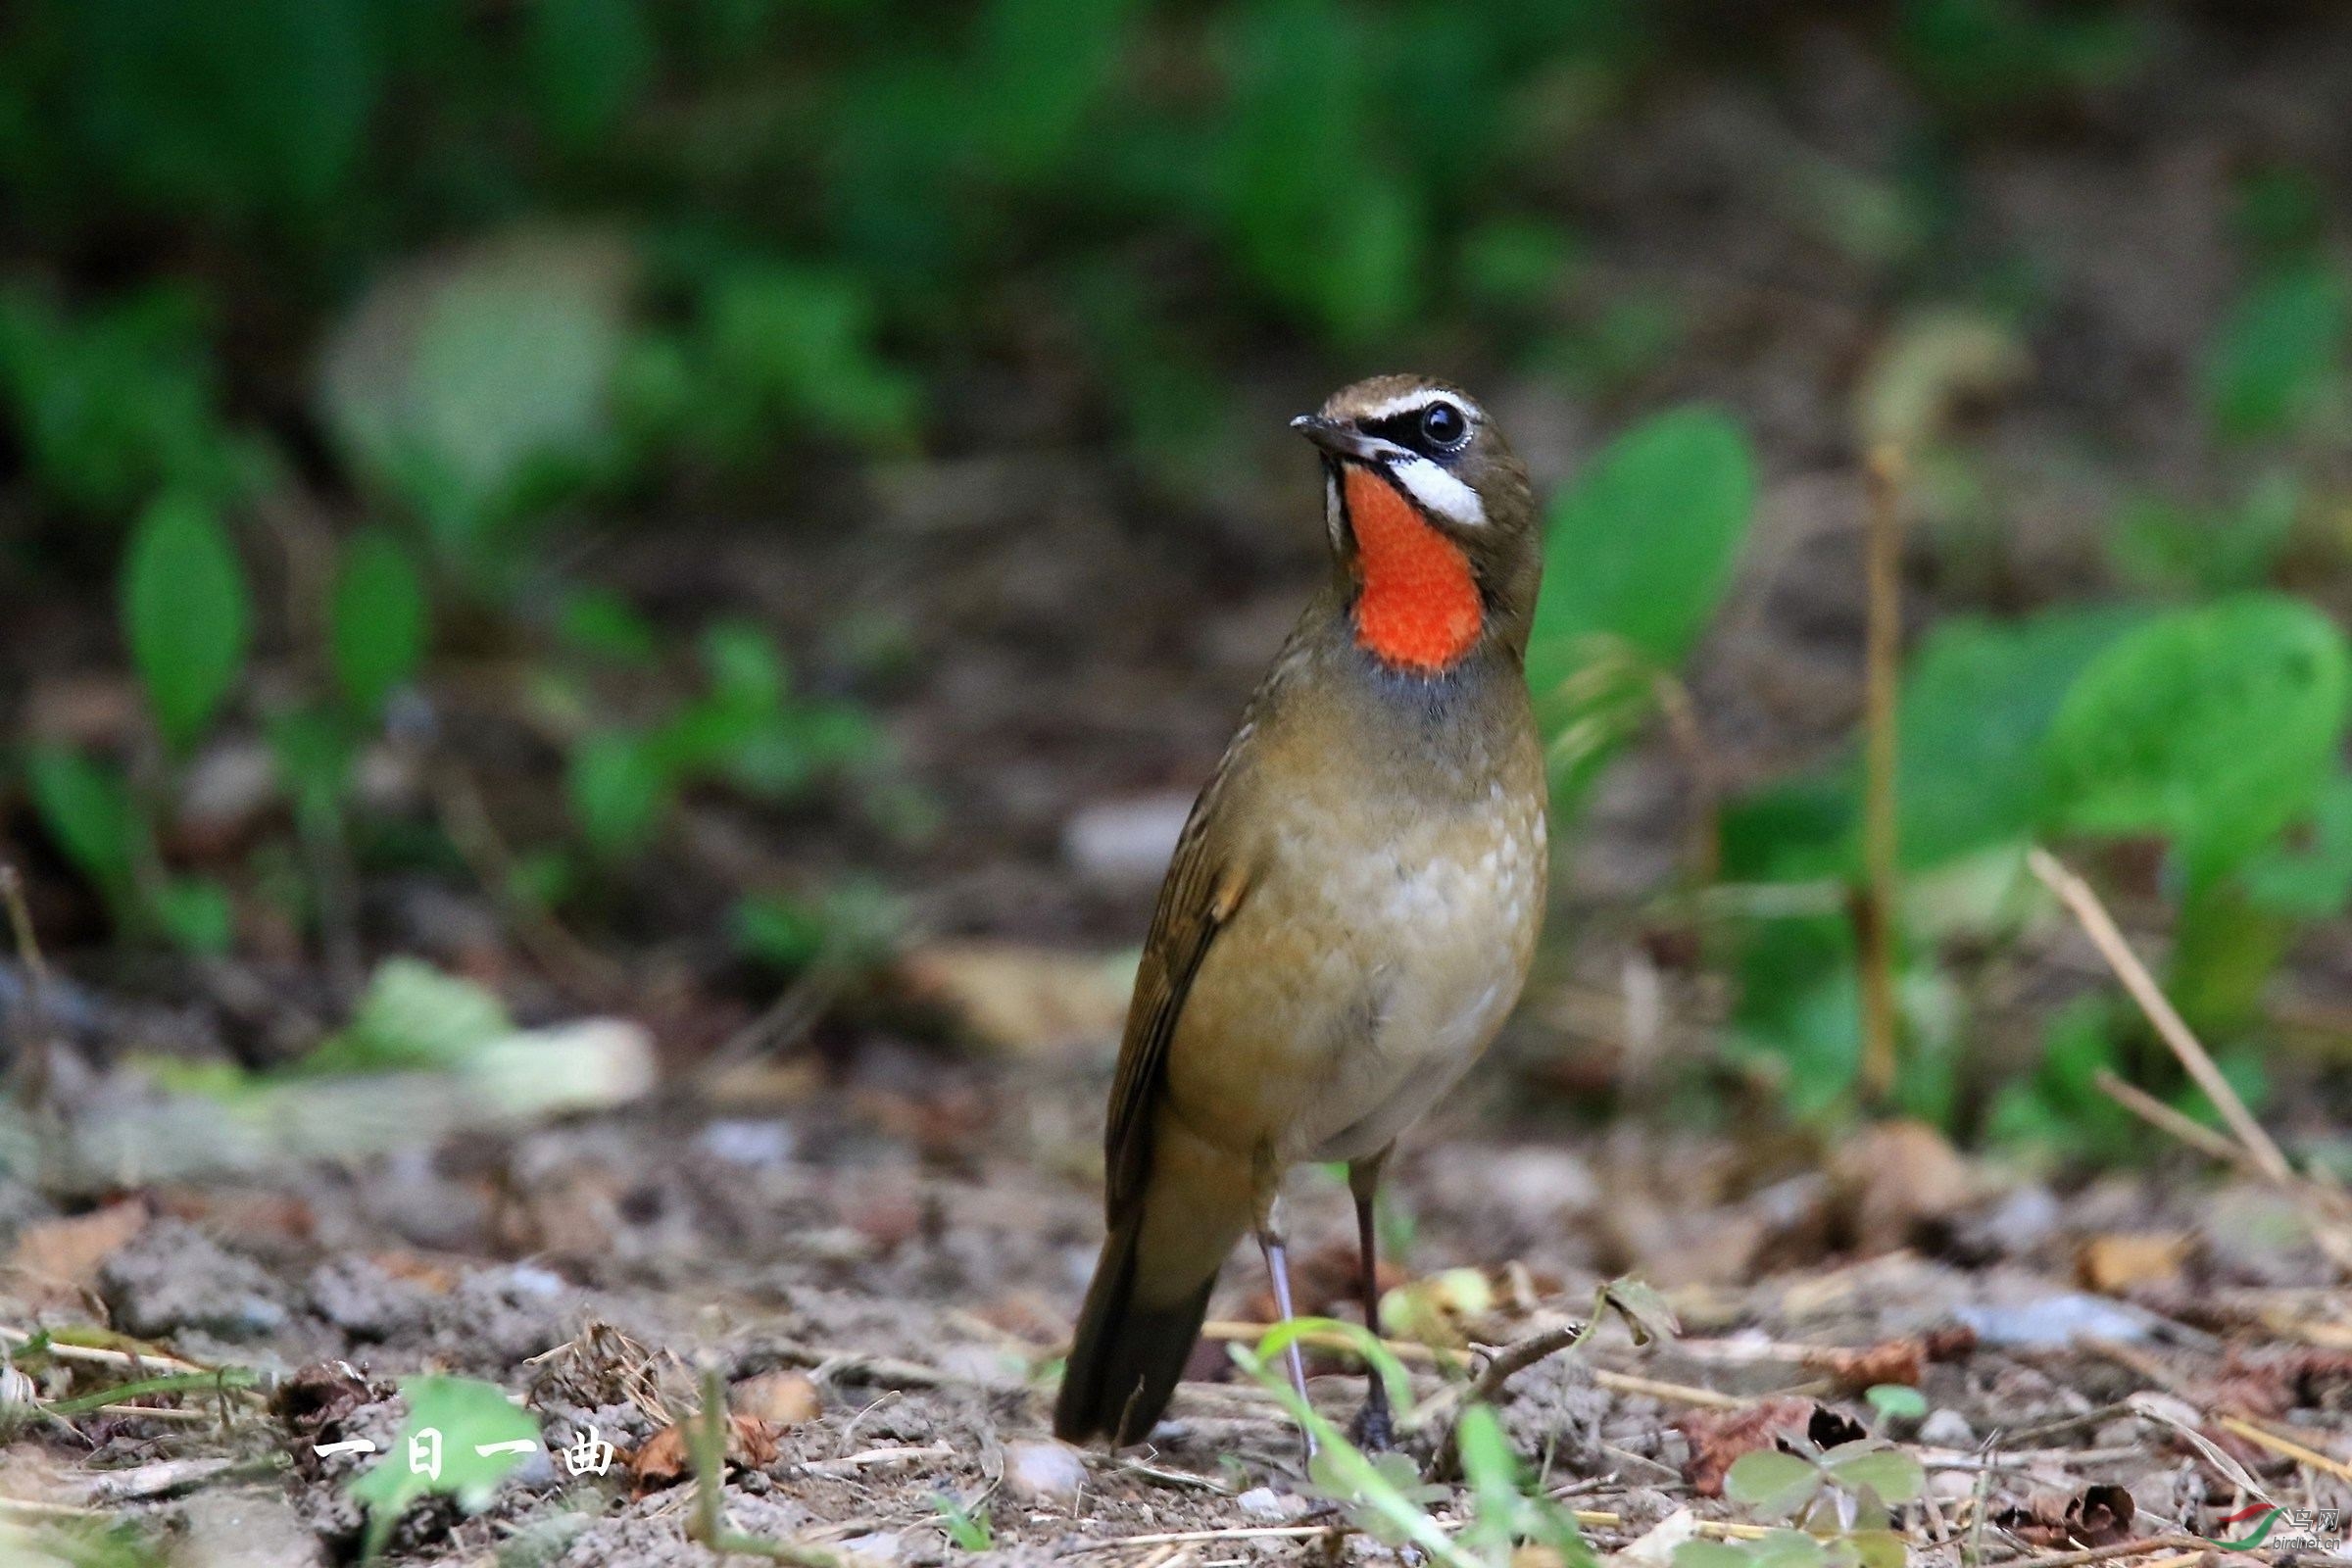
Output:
[{"xmin": 1343, "ymin": 466, "xmax": 1483, "ymax": 672}]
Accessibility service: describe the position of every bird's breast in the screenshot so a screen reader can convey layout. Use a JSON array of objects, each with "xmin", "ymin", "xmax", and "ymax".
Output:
[{"xmin": 1161, "ymin": 763, "xmax": 1546, "ymax": 1164}]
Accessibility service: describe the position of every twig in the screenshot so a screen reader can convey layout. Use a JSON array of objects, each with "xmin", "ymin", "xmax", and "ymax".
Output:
[
  {"xmin": 795, "ymin": 1445, "xmax": 955, "ymax": 1478},
  {"xmin": 2026, "ymin": 849, "xmax": 2293, "ymax": 1185},
  {"xmin": 1993, "ymin": 1538, "xmax": 2210, "ymax": 1568},
  {"xmin": 1593, "ymin": 1371, "xmax": 1749, "ymax": 1410},
  {"xmin": 2216, "ymin": 1413, "xmax": 2352, "ymax": 1485},
  {"xmin": 1649, "ymin": 668, "xmax": 1723, "ymax": 885},
  {"xmin": 0, "ymin": 1496, "xmax": 105, "ymax": 1519},
  {"xmin": 0, "ymin": 861, "xmax": 55, "ymax": 1110},
  {"xmin": 1086, "ymin": 1452, "xmax": 1232, "ymax": 1494},
  {"xmin": 694, "ymin": 975, "xmax": 835, "ymax": 1088},
  {"xmin": 0, "ymin": 1327, "xmax": 211, "ymax": 1376},
  {"xmin": 429, "ymin": 764, "xmax": 625, "ymax": 1006},
  {"xmin": 1196, "ymin": 1321, "xmax": 1746, "ymax": 1408},
  {"xmin": 1856, "ymin": 443, "xmax": 1907, "ymax": 1106},
  {"xmin": 2092, "ymin": 1069, "xmax": 2253, "ymax": 1169},
  {"xmin": 1066, "ymin": 1525, "xmax": 1344, "ymax": 1551}
]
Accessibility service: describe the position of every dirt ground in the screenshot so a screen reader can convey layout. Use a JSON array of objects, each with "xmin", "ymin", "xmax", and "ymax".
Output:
[
  {"xmin": 6, "ymin": 1061, "xmax": 2352, "ymax": 1564},
  {"xmin": 9, "ymin": 12, "xmax": 2352, "ymax": 1566}
]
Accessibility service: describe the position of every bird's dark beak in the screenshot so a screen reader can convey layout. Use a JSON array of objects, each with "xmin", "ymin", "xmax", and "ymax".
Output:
[{"xmin": 1290, "ymin": 413, "xmax": 1384, "ymax": 463}]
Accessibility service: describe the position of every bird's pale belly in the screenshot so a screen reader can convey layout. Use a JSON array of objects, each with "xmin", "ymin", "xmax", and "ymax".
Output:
[{"xmin": 1160, "ymin": 782, "xmax": 1545, "ymax": 1172}]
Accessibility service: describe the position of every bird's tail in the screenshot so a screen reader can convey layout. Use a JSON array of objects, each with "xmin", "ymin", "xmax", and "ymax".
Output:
[
  {"xmin": 1053, "ymin": 1205, "xmax": 1216, "ymax": 1445},
  {"xmin": 1055, "ymin": 1136, "xmax": 1258, "ymax": 1446}
]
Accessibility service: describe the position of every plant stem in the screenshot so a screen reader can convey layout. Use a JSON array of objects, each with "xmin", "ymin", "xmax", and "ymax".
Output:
[
  {"xmin": 0, "ymin": 862, "xmax": 55, "ymax": 1111},
  {"xmin": 1855, "ymin": 443, "xmax": 1907, "ymax": 1107}
]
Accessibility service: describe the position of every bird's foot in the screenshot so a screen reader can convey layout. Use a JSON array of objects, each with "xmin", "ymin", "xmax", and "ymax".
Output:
[{"xmin": 1348, "ymin": 1397, "xmax": 1395, "ymax": 1452}]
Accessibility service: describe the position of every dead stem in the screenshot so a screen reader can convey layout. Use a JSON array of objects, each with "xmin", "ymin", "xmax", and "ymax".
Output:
[
  {"xmin": 1856, "ymin": 442, "xmax": 1907, "ymax": 1106},
  {"xmin": 1, "ymin": 861, "xmax": 56, "ymax": 1110},
  {"xmin": 2026, "ymin": 849, "xmax": 2290, "ymax": 1181},
  {"xmin": 2028, "ymin": 847, "xmax": 2352, "ymax": 1271}
]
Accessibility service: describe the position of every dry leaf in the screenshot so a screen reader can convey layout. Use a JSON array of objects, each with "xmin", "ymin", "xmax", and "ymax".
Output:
[
  {"xmin": 1828, "ymin": 1119, "xmax": 1976, "ymax": 1255},
  {"xmin": 8, "ymin": 1202, "xmax": 149, "ymax": 1298},
  {"xmin": 1994, "ymin": 1485, "xmax": 2135, "ymax": 1548},
  {"xmin": 730, "ymin": 1371, "xmax": 821, "ymax": 1426},
  {"xmin": 628, "ymin": 1413, "xmax": 783, "ymax": 1493},
  {"xmin": 2078, "ymin": 1233, "xmax": 2189, "ymax": 1295},
  {"xmin": 896, "ymin": 942, "xmax": 1134, "ymax": 1054},
  {"xmin": 1681, "ymin": 1396, "xmax": 1814, "ymax": 1496}
]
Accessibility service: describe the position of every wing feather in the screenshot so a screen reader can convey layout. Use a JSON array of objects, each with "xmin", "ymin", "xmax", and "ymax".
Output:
[{"xmin": 1101, "ymin": 756, "xmax": 1252, "ymax": 1218}]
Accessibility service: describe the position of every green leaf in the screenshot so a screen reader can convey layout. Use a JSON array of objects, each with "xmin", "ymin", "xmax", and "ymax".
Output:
[
  {"xmin": 524, "ymin": 0, "xmax": 653, "ymax": 150},
  {"xmin": 1896, "ymin": 606, "xmax": 2143, "ymax": 868},
  {"xmin": 2244, "ymin": 770, "xmax": 2352, "ymax": 918},
  {"xmin": 329, "ymin": 528, "xmax": 429, "ymax": 714},
  {"xmin": 2041, "ymin": 595, "xmax": 2352, "ymax": 885},
  {"xmin": 2205, "ymin": 263, "xmax": 2350, "ymax": 441},
  {"xmin": 1673, "ymin": 1543, "xmax": 1759, "ymax": 1568},
  {"xmin": 1527, "ymin": 407, "xmax": 1755, "ymax": 808},
  {"xmin": 303, "ymin": 958, "xmax": 512, "ymax": 1075},
  {"xmin": 1724, "ymin": 1449, "xmax": 1821, "ymax": 1519},
  {"xmin": 969, "ymin": 0, "xmax": 1138, "ymax": 178},
  {"xmin": 61, "ymin": 0, "xmax": 380, "ymax": 220},
  {"xmin": 1847, "ymin": 1529, "xmax": 1910, "ymax": 1568},
  {"xmin": 152, "ymin": 876, "xmax": 234, "ymax": 954},
  {"xmin": 1824, "ymin": 1446, "xmax": 1926, "ymax": 1506},
  {"xmin": 555, "ymin": 587, "xmax": 662, "ymax": 665},
  {"xmin": 349, "ymin": 1374, "xmax": 539, "ymax": 1555},
  {"xmin": 122, "ymin": 492, "xmax": 250, "ymax": 749},
  {"xmin": 1864, "ymin": 1384, "xmax": 1928, "ymax": 1423},
  {"xmin": 1599, "ymin": 1277, "xmax": 1679, "ymax": 1346},
  {"xmin": 1747, "ymin": 1530, "xmax": 1831, "ymax": 1568},
  {"xmin": 24, "ymin": 747, "xmax": 141, "ymax": 891},
  {"xmin": 268, "ymin": 706, "xmax": 358, "ymax": 823},
  {"xmin": 1532, "ymin": 406, "xmax": 1756, "ymax": 673},
  {"xmin": 733, "ymin": 881, "xmax": 903, "ymax": 974},
  {"xmin": 567, "ymin": 730, "xmax": 672, "ymax": 858},
  {"xmin": 1454, "ymin": 1403, "xmax": 1528, "ymax": 1552},
  {"xmin": 318, "ymin": 230, "xmax": 637, "ymax": 555}
]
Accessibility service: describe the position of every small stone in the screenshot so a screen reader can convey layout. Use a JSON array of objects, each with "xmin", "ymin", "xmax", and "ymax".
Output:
[
  {"xmin": 1917, "ymin": 1409, "xmax": 1976, "ymax": 1448},
  {"xmin": 99, "ymin": 1220, "xmax": 288, "ymax": 1341},
  {"xmin": 839, "ymin": 1531, "xmax": 905, "ymax": 1565},
  {"xmin": 170, "ymin": 1486, "xmax": 326, "ymax": 1568},
  {"xmin": 1236, "ymin": 1487, "xmax": 1292, "ymax": 1519},
  {"xmin": 698, "ymin": 1119, "xmax": 797, "ymax": 1168},
  {"xmin": 730, "ymin": 1371, "xmax": 822, "ymax": 1427},
  {"xmin": 1063, "ymin": 794, "xmax": 1192, "ymax": 888},
  {"xmin": 1003, "ymin": 1438, "xmax": 1087, "ymax": 1506}
]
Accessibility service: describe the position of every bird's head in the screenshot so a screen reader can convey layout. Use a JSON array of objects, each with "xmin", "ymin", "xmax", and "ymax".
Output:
[{"xmin": 1292, "ymin": 375, "xmax": 1540, "ymax": 674}]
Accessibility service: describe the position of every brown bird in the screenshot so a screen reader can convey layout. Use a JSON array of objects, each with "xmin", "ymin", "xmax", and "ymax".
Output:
[{"xmin": 1054, "ymin": 374, "xmax": 1547, "ymax": 1450}]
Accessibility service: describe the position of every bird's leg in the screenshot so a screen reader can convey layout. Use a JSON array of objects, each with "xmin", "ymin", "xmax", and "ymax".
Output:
[
  {"xmin": 1347, "ymin": 1152, "xmax": 1395, "ymax": 1451},
  {"xmin": 1256, "ymin": 1228, "xmax": 1318, "ymax": 1461}
]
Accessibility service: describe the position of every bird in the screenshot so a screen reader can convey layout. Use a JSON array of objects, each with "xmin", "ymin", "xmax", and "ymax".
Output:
[{"xmin": 1054, "ymin": 373, "xmax": 1548, "ymax": 1452}]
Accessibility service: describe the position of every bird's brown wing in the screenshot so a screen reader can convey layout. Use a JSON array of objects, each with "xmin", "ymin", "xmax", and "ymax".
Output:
[{"xmin": 1101, "ymin": 775, "xmax": 1251, "ymax": 1221}]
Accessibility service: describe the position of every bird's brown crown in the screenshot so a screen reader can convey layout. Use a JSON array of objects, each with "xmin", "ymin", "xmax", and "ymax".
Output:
[{"xmin": 1292, "ymin": 375, "xmax": 1539, "ymax": 675}]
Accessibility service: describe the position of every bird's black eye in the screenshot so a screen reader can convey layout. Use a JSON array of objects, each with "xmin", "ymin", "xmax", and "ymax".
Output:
[{"xmin": 1419, "ymin": 401, "xmax": 1467, "ymax": 449}]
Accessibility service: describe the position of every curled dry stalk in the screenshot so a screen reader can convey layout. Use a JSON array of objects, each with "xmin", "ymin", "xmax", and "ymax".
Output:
[{"xmin": 2028, "ymin": 847, "xmax": 2352, "ymax": 1271}]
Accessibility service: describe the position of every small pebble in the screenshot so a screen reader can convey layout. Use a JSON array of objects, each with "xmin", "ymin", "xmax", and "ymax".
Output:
[
  {"xmin": 839, "ymin": 1532, "xmax": 905, "ymax": 1565},
  {"xmin": 1003, "ymin": 1438, "xmax": 1088, "ymax": 1506},
  {"xmin": 1236, "ymin": 1487, "xmax": 1293, "ymax": 1519},
  {"xmin": 1918, "ymin": 1408, "xmax": 1976, "ymax": 1448}
]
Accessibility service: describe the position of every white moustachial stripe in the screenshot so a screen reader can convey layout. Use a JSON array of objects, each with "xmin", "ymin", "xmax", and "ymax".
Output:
[{"xmin": 1388, "ymin": 453, "xmax": 1487, "ymax": 527}]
